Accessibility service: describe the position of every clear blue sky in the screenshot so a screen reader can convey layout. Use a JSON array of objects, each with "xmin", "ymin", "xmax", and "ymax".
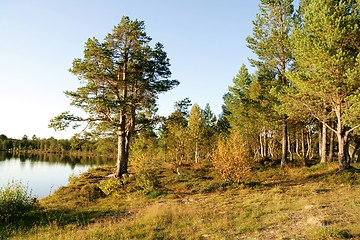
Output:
[{"xmin": 0, "ymin": 0, "xmax": 299, "ymax": 139}]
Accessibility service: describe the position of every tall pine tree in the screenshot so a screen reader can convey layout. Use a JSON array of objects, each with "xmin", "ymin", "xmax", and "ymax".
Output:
[
  {"xmin": 50, "ymin": 17, "xmax": 179, "ymax": 177},
  {"xmin": 247, "ymin": 0, "xmax": 295, "ymax": 166},
  {"xmin": 287, "ymin": 0, "xmax": 360, "ymax": 170}
]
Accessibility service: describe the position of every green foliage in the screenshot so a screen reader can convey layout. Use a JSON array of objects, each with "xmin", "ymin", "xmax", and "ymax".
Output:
[
  {"xmin": 286, "ymin": 0, "xmax": 360, "ymax": 169},
  {"xmin": 241, "ymin": 0, "xmax": 295, "ymax": 165},
  {"xmin": 225, "ymin": 65, "xmax": 266, "ymax": 142},
  {"xmin": 188, "ymin": 104, "xmax": 206, "ymax": 163},
  {"xmin": 247, "ymin": 0, "xmax": 294, "ymax": 73},
  {"xmin": 98, "ymin": 178, "xmax": 124, "ymax": 196},
  {"xmin": 160, "ymin": 102, "xmax": 190, "ymax": 164},
  {"xmin": 0, "ymin": 180, "xmax": 36, "ymax": 223},
  {"xmin": 49, "ymin": 16, "xmax": 179, "ymax": 175},
  {"xmin": 135, "ymin": 168, "xmax": 161, "ymax": 194},
  {"xmin": 131, "ymin": 132, "xmax": 161, "ymax": 194},
  {"xmin": 51, "ymin": 16, "xmax": 179, "ymax": 135},
  {"xmin": 160, "ymin": 101, "xmax": 217, "ymax": 166}
]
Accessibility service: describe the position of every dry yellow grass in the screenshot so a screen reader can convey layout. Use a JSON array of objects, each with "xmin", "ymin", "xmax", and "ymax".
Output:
[{"xmin": 6, "ymin": 162, "xmax": 360, "ymax": 240}]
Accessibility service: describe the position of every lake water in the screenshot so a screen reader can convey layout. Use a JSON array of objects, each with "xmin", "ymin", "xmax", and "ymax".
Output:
[{"xmin": 0, "ymin": 152, "xmax": 111, "ymax": 198}]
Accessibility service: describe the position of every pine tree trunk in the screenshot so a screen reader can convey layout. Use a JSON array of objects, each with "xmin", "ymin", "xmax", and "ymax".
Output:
[
  {"xmin": 335, "ymin": 106, "xmax": 350, "ymax": 171},
  {"xmin": 116, "ymin": 132, "xmax": 128, "ymax": 177},
  {"xmin": 116, "ymin": 115, "xmax": 128, "ymax": 177},
  {"xmin": 338, "ymin": 136, "xmax": 349, "ymax": 171},
  {"xmin": 329, "ymin": 122, "xmax": 335, "ymax": 162},
  {"xmin": 281, "ymin": 116, "xmax": 288, "ymax": 167},
  {"xmin": 336, "ymin": 123, "xmax": 350, "ymax": 171},
  {"xmin": 320, "ymin": 121, "xmax": 327, "ymax": 163}
]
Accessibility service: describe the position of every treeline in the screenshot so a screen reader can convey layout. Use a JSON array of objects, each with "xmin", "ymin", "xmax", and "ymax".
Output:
[{"xmin": 0, "ymin": 134, "xmax": 117, "ymax": 155}]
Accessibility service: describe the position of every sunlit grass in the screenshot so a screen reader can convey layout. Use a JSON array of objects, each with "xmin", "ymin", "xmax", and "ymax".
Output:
[{"xmin": 6, "ymin": 162, "xmax": 360, "ymax": 239}]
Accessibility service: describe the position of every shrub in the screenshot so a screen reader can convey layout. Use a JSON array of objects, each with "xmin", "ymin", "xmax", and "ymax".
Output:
[
  {"xmin": 131, "ymin": 135, "xmax": 161, "ymax": 194},
  {"xmin": 98, "ymin": 178, "xmax": 124, "ymax": 196},
  {"xmin": 0, "ymin": 180, "xmax": 36, "ymax": 223},
  {"xmin": 135, "ymin": 168, "xmax": 160, "ymax": 194},
  {"xmin": 212, "ymin": 132, "xmax": 253, "ymax": 183}
]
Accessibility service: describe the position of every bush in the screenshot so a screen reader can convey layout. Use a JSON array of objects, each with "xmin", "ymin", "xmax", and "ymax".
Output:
[
  {"xmin": 131, "ymin": 135, "xmax": 161, "ymax": 194},
  {"xmin": 135, "ymin": 168, "xmax": 160, "ymax": 194},
  {"xmin": 0, "ymin": 180, "xmax": 36, "ymax": 223},
  {"xmin": 212, "ymin": 132, "xmax": 253, "ymax": 183},
  {"xmin": 98, "ymin": 178, "xmax": 124, "ymax": 196}
]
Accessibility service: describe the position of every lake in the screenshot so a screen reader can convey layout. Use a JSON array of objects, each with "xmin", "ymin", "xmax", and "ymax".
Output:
[{"xmin": 0, "ymin": 152, "xmax": 111, "ymax": 198}]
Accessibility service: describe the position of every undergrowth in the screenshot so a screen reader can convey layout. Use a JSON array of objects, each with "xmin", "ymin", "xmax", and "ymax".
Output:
[{"xmin": 0, "ymin": 180, "xmax": 38, "ymax": 239}]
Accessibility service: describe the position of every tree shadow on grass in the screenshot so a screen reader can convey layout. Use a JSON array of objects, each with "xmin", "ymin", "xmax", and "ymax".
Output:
[
  {"xmin": 242, "ymin": 163, "xmax": 360, "ymax": 190},
  {"xmin": 0, "ymin": 206, "xmax": 127, "ymax": 239}
]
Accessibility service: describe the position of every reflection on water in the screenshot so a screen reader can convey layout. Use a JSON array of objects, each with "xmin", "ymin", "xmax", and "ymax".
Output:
[{"xmin": 0, "ymin": 151, "xmax": 113, "ymax": 198}]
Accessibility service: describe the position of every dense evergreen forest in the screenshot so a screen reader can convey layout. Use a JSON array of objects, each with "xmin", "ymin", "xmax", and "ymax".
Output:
[{"xmin": 0, "ymin": 133, "xmax": 116, "ymax": 155}]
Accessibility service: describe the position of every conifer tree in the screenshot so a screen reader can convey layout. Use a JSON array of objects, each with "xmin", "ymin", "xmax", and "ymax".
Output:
[
  {"xmin": 287, "ymin": 0, "xmax": 360, "ymax": 170},
  {"xmin": 247, "ymin": 0, "xmax": 295, "ymax": 166},
  {"xmin": 225, "ymin": 65, "xmax": 278, "ymax": 159},
  {"xmin": 50, "ymin": 17, "xmax": 179, "ymax": 177},
  {"xmin": 225, "ymin": 65, "xmax": 260, "ymax": 144}
]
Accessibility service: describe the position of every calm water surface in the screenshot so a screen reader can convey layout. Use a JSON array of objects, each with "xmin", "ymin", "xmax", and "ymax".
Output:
[{"xmin": 0, "ymin": 152, "xmax": 110, "ymax": 198}]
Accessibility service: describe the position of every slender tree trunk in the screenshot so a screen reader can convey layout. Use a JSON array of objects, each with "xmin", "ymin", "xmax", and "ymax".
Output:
[
  {"xmin": 264, "ymin": 130, "xmax": 268, "ymax": 158},
  {"xmin": 318, "ymin": 124, "xmax": 322, "ymax": 160},
  {"xmin": 301, "ymin": 128, "xmax": 306, "ymax": 166},
  {"xmin": 306, "ymin": 130, "xmax": 312, "ymax": 160},
  {"xmin": 320, "ymin": 121, "xmax": 327, "ymax": 163},
  {"xmin": 195, "ymin": 140, "xmax": 199, "ymax": 163},
  {"xmin": 329, "ymin": 121, "xmax": 335, "ymax": 162},
  {"xmin": 281, "ymin": 116, "xmax": 288, "ymax": 167},
  {"xmin": 260, "ymin": 133, "xmax": 264, "ymax": 158},
  {"xmin": 115, "ymin": 59, "xmax": 129, "ymax": 178},
  {"xmin": 288, "ymin": 132, "xmax": 293, "ymax": 162},
  {"xmin": 269, "ymin": 139, "xmax": 274, "ymax": 158},
  {"xmin": 295, "ymin": 132, "xmax": 300, "ymax": 158}
]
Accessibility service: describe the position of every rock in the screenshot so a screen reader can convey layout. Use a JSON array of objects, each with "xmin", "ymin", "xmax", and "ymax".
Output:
[
  {"xmin": 304, "ymin": 205, "xmax": 315, "ymax": 210},
  {"xmin": 106, "ymin": 173, "xmax": 117, "ymax": 178}
]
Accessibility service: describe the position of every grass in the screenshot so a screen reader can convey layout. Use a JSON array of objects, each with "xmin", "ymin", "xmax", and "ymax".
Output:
[{"xmin": 3, "ymin": 161, "xmax": 360, "ymax": 239}]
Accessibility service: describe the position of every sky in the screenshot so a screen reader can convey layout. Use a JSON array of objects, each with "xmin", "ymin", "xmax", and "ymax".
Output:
[{"xmin": 0, "ymin": 1, "xmax": 297, "ymax": 139}]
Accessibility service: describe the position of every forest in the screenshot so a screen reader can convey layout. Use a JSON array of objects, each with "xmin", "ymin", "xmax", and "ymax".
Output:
[{"xmin": 2, "ymin": 0, "xmax": 360, "ymax": 179}]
